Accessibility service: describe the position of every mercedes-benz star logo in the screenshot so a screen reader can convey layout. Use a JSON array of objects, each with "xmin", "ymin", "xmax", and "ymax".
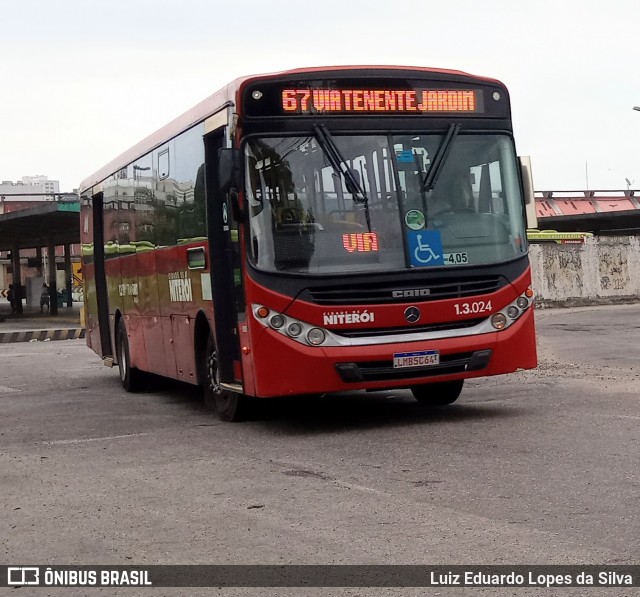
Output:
[{"xmin": 404, "ymin": 306, "xmax": 421, "ymax": 323}]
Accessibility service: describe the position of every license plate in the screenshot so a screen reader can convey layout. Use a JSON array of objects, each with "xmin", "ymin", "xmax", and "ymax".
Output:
[{"xmin": 393, "ymin": 350, "xmax": 440, "ymax": 368}]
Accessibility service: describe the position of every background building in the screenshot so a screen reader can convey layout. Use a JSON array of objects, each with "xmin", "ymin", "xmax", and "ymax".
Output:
[
  {"xmin": 0, "ymin": 176, "xmax": 60, "ymax": 213},
  {"xmin": 0, "ymin": 176, "xmax": 81, "ymax": 306}
]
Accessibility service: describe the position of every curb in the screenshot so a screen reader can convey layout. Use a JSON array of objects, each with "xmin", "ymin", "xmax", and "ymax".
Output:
[{"xmin": 0, "ymin": 328, "xmax": 86, "ymax": 344}]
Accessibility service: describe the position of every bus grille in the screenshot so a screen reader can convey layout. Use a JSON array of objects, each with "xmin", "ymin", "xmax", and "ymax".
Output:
[{"xmin": 305, "ymin": 275, "xmax": 503, "ymax": 305}]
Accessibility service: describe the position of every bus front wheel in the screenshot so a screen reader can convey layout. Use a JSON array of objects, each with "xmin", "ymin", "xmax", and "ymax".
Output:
[
  {"xmin": 116, "ymin": 319, "xmax": 146, "ymax": 392},
  {"xmin": 411, "ymin": 380, "xmax": 464, "ymax": 406},
  {"xmin": 203, "ymin": 335, "xmax": 248, "ymax": 422}
]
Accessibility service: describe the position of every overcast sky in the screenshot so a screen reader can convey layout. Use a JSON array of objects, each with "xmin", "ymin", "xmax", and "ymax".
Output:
[{"xmin": 1, "ymin": 0, "xmax": 639, "ymax": 192}]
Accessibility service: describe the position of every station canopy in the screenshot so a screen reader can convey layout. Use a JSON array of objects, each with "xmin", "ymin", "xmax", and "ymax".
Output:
[{"xmin": 0, "ymin": 201, "xmax": 80, "ymax": 252}]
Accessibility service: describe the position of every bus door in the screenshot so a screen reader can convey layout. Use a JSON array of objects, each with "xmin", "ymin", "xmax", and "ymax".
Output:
[
  {"xmin": 204, "ymin": 127, "xmax": 244, "ymax": 386},
  {"xmin": 91, "ymin": 192, "xmax": 113, "ymax": 359}
]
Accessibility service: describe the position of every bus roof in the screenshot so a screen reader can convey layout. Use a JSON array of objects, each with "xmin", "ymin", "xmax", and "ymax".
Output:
[{"xmin": 79, "ymin": 65, "xmax": 504, "ymax": 193}]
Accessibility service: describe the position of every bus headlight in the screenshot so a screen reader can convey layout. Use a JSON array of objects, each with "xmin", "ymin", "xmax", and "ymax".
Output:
[
  {"xmin": 253, "ymin": 304, "xmax": 333, "ymax": 347},
  {"xmin": 306, "ymin": 328, "xmax": 326, "ymax": 346},
  {"xmin": 287, "ymin": 322, "xmax": 303, "ymax": 337},
  {"xmin": 507, "ymin": 306, "xmax": 520, "ymax": 319},
  {"xmin": 491, "ymin": 313, "xmax": 507, "ymax": 330},
  {"xmin": 269, "ymin": 314, "xmax": 285, "ymax": 329},
  {"xmin": 490, "ymin": 289, "xmax": 533, "ymax": 331}
]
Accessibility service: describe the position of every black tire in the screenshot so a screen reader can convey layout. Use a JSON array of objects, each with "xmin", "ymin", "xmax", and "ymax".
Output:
[
  {"xmin": 202, "ymin": 334, "xmax": 249, "ymax": 422},
  {"xmin": 411, "ymin": 380, "xmax": 464, "ymax": 406},
  {"xmin": 116, "ymin": 319, "xmax": 146, "ymax": 392}
]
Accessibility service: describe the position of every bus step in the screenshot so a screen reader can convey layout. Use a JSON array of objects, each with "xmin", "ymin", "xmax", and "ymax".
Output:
[{"xmin": 220, "ymin": 382, "xmax": 243, "ymax": 393}]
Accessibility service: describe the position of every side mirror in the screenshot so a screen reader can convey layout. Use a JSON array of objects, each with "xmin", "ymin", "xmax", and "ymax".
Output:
[
  {"xmin": 519, "ymin": 155, "xmax": 538, "ymax": 229},
  {"xmin": 218, "ymin": 148, "xmax": 243, "ymax": 194}
]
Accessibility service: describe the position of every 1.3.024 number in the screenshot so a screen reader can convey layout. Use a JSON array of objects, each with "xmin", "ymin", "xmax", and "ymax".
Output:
[{"xmin": 454, "ymin": 300, "xmax": 492, "ymax": 316}]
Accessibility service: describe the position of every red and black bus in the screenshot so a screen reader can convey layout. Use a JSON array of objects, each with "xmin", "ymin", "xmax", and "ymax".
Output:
[{"xmin": 80, "ymin": 66, "xmax": 537, "ymax": 421}]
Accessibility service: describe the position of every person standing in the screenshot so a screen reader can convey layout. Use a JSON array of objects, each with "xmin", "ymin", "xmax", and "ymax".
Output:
[
  {"xmin": 40, "ymin": 283, "xmax": 50, "ymax": 313},
  {"xmin": 7, "ymin": 284, "xmax": 16, "ymax": 314}
]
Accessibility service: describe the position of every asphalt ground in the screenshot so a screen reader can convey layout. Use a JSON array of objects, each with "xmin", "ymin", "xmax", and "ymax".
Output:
[{"xmin": 2, "ymin": 304, "xmax": 640, "ymax": 596}]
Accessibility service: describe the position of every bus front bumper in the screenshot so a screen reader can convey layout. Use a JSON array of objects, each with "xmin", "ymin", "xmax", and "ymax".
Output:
[{"xmin": 246, "ymin": 308, "xmax": 537, "ymax": 398}]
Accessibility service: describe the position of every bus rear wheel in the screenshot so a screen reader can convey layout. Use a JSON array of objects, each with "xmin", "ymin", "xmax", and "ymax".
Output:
[
  {"xmin": 116, "ymin": 319, "xmax": 146, "ymax": 392},
  {"xmin": 411, "ymin": 380, "xmax": 464, "ymax": 406},
  {"xmin": 203, "ymin": 335, "xmax": 249, "ymax": 422}
]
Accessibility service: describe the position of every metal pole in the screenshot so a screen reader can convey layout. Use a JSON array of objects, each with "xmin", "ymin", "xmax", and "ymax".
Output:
[
  {"xmin": 36, "ymin": 247, "xmax": 43, "ymax": 276},
  {"xmin": 585, "ymin": 161, "xmax": 589, "ymax": 190},
  {"xmin": 64, "ymin": 244, "xmax": 72, "ymax": 307},
  {"xmin": 11, "ymin": 243, "xmax": 23, "ymax": 314},
  {"xmin": 47, "ymin": 239, "xmax": 58, "ymax": 316}
]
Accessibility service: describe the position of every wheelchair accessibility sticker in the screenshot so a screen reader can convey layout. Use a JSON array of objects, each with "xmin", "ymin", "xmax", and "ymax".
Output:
[{"xmin": 407, "ymin": 230, "xmax": 444, "ymax": 267}]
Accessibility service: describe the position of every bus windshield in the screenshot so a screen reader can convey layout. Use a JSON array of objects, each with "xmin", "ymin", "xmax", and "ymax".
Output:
[{"xmin": 245, "ymin": 132, "xmax": 527, "ymax": 274}]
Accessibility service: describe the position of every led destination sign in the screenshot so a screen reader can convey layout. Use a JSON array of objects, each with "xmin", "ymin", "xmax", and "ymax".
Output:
[{"xmin": 281, "ymin": 88, "xmax": 481, "ymax": 114}]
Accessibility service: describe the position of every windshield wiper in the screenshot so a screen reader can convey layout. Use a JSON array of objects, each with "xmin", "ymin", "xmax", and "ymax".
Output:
[
  {"xmin": 421, "ymin": 123, "xmax": 461, "ymax": 192},
  {"xmin": 313, "ymin": 124, "xmax": 369, "ymax": 205}
]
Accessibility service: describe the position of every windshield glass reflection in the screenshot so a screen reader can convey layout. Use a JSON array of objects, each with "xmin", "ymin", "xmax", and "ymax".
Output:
[{"xmin": 245, "ymin": 134, "xmax": 527, "ymax": 274}]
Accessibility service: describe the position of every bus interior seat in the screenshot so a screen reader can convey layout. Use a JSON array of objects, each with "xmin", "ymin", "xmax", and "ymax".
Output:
[
  {"xmin": 276, "ymin": 206, "xmax": 305, "ymax": 225},
  {"xmin": 324, "ymin": 210, "xmax": 365, "ymax": 231}
]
